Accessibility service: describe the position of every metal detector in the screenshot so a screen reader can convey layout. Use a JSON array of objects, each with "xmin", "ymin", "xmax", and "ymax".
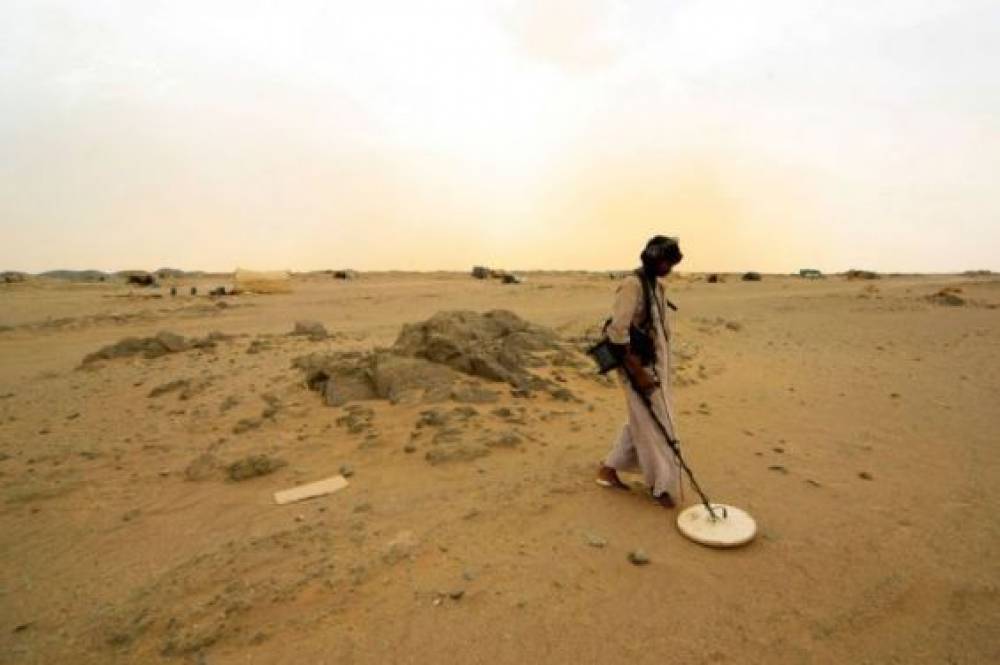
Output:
[
  {"xmin": 630, "ymin": 284, "xmax": 756, "ymax": 548},
  {"xmin": 630, "ymin": 383, "xmax": 756, "ymax": 548}
]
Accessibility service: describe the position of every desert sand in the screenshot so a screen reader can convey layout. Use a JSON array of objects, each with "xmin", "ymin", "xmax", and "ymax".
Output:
[{"xmin": 1, "ymin": 271, "xmax": 998, "ymax": 664}]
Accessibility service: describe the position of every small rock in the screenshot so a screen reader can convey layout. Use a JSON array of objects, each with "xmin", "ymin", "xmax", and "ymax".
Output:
[
  {"xmin": 448, "ymin": 589, "xmax": 465, "ymax": 600},
  {"xmin": 451, "ymin": 385, "xmax": 500, "ymax": 404},
  {"xmin": 219, "ymin": 395, "xmax": 240, "ymax": 413},
  {"xmin": 627, "ymin": 549, "xmax": 650, "ymax": 565},
  {"xmin": 584, "ymin": 532, "xmax": 608, "ymax": 548},
  {"xmin": 858, "ymin": 471, "xmax": 874, "ymax": 481},
  {"xmin": 292, "ymin": 320, "xmax": 328, "ymax": 340},
  {"xmin": 148, "ymin": 379, "xmax": 190, "ymax": 398},
  {"xmin": 768, "ymin": 465, "xmax": 788, "ymax": 474},
  {"xmin": 339, "ymin": 463, "xmax": 355, "ymax": 478},
  {"xmin": 233, "ymin": 417, "xmax": 262, "ymax": 434},
  {"xmin": 383, "ymin": 530, "xmax": 418, "ymax": 564},
  {"xmin": 156, "ymin": 331, "xmax": 189, "ymax": 353},
  {"xmin": 549, "ymin": 387, "xmax": 577, "ymax": 402},
  {"xmin": 227, "ymin": 454, "xmax": 287, "ymax": 481},
  {"xmin": 484, "ymin": 431, "xmax": 522, "ymax": 449}
]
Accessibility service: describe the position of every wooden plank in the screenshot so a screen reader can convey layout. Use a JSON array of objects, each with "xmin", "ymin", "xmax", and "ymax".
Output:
[{"xmin": 273, "ymin": 475, "xmax": 349, "ymax": 505}]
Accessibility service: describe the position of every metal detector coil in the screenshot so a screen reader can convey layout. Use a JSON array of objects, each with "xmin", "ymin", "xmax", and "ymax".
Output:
[{"xmin": 677, "ymin": 504, "xmax": 757, "ymax": 548}]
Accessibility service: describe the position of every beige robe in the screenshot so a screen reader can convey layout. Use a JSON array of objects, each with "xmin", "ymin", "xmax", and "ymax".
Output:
[{"xmin": 603, "ymin": 274, "xmax": 681, "ymax": 498}]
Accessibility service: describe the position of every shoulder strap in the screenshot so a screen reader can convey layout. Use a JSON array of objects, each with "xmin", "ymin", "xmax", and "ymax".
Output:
[{"xmin": 633, "ymin": 268, "xmax": 653, "ymax": 330}]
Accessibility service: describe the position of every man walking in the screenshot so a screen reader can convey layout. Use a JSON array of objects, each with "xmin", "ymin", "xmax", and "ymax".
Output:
[{"xmin": 596, "ymin": 236, "xmax": 684, "ymax": 508}]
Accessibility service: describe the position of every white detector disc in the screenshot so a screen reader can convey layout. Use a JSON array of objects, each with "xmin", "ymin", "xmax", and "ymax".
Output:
[{"xmin": 676, "ymin": 504, "xmax": 757, "ymax": 548}]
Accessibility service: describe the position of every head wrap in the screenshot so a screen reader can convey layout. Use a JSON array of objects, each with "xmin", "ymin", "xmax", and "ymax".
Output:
[{"xmin": 640, "ymin": 235, "xmax": 683, "ymax": 267}]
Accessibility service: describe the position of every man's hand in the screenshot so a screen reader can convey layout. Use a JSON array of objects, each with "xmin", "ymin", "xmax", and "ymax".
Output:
[{"xmin": 622, "ymin": 350, "xmax": 659, "ymax": 395}]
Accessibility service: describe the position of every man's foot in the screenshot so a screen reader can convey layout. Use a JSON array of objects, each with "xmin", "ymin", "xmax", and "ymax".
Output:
[
  {"xmin": 653, "ymin": 491, "xmax": 676, "ymax": 509},
  {"xmin": 595, "ymin": 465, "xmax": 629, "ymax": 490}
]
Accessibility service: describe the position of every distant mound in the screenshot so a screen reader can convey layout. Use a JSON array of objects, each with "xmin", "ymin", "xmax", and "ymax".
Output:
[
  {"xmin": 39, "ymin": 270, "xmax": 109, "ymax": 282},
  {"xmin": 1, "ymin": 271, "xmax": 29, "ymax": 284},
  {"xmin": 154, "ymin": 268, "xmax": 187, "ymax": 279},
  {"xmin": 926, "ymin": 287, "xmax": 966, "ymax": 307}
]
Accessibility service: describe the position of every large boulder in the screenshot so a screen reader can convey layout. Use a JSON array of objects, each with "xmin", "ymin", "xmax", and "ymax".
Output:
[
  {"xmin": 293, "ymin": 352, "xmax": 377, "ymax": 406},
  {"xmin": 295, "ymin": 310, "xmax": 568, "ymax": 406},
  {"xmin": 368, "ymin": 353, "xmax": 461, "ymax": 403},
  {"xmin": 391, "ymin": 310, "xmax": 560, "ymax": 388}
]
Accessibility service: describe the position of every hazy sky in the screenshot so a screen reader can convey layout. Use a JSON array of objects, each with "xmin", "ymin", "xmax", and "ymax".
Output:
[{"xmin": 2, "ymin": 0, "xmax": 997, "ymax": 273}]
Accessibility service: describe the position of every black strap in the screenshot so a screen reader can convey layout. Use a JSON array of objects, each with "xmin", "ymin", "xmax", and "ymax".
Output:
[{"xmin": 633, "ymin": 269, "xmax": 673, "ymax": 329}]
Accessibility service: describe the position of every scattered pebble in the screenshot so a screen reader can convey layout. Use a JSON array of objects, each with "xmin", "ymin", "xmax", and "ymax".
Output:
[
  {"xmin": 858, "ymin": 471, "xmax": 874, "ymax": 481},
  {"xmin": 627, "ymin": 549, "xmax": 650, "ymax": 566}
]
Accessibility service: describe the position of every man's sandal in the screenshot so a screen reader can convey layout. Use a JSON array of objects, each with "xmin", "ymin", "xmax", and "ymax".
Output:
[{"xmin": 595, "ymin": 465, "xmax": 630, "ymax": 490}]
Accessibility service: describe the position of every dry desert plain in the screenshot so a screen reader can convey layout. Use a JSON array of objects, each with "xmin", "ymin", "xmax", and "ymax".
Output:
[{"xmin": 1, "ymin": 271, "xmax": 998, "ymax": 665}]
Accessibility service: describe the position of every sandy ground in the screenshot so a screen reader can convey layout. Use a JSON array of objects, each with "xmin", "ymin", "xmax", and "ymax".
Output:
[{"xmin": 1, "ymin": 271, "xmax": 998, "ymax": 665}]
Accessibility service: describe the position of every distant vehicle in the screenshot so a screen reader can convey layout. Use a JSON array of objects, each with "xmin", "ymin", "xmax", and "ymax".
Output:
[
  {"xmin": 742, "ymin": 272, "xmax": 762, "ymax": 282},
  {"xmin": 799, "ymin": 269, "xmax": 823, "ymax": 279}
]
